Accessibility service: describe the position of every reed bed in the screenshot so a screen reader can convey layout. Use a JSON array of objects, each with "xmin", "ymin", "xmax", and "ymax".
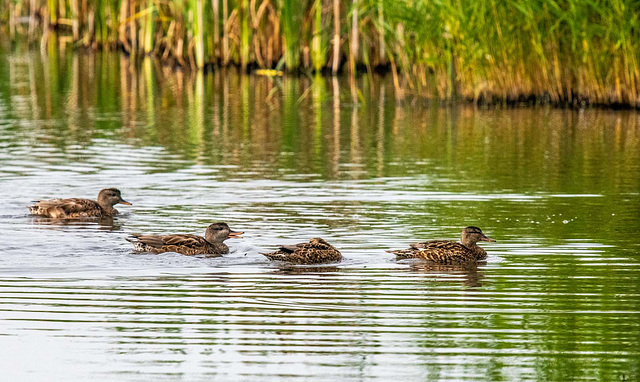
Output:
[{"xmin": 2, "ymin": 0, "xmax": 639, "ymax": 107}]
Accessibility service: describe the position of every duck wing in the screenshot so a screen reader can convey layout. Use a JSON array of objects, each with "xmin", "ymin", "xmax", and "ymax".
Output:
[
  {"xmin": 129, "ymin": 234, "xmax": 208, "ymax": 248},
  {"xmin": 277, "ymin": 244, "xmax": 301, "ymax": 253},
  {"xmin": 128, "ymin": 234, "xmax": 165, "ymax": 248},
  {"xmin": 29, "ymin": 198, "xmax": 102, "ymax": 218},
  {"xmin": 289, "ymin": 239, "xmax": 342, "ymax": 264},
  {"xmin": 412, "ymin": 241, "xmax": 474, "ymax": 264},
  {"xmin": 261, "ymin": 243, "xmax": 299, "ymax": 261},
  {"xmin": 389, "ymin": 240, "xmax": 473, "ymax": 264}
]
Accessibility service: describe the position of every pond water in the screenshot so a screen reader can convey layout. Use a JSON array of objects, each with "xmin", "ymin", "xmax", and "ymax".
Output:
[{"xmin": 0, "ymin": 49, "xmax": 639, "ymax": 381}]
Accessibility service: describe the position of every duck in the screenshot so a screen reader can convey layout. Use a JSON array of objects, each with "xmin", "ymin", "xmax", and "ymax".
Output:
[
  {"xmin": 126, "ymin": 222, "xmax": 243, "ymax": 256},
  {"xmin": 28, "ymin": 188, "xmax": 131, "ymax": 218},
  {"xmin": 387, "ymin": 226, "xmax": 495, "ymax": 264},
  {"xmin": 261, "ymin": 238, "xmax": 342, "ymax": 264}
]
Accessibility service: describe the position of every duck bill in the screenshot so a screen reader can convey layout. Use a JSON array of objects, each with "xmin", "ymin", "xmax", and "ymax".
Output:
[
  {"xmin": 480, "ymin": 235, "xmax": 496, "ymax": 242},
  {"xmin": 228, "ymin": 230, "xmax": 244, "ymax": 238},
  {"xmin": 118, "ymin": 198, "xmax": 132, "ymax": 206}
]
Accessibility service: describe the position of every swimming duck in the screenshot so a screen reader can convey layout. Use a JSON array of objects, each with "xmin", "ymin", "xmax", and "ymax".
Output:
[
  {"xmin": 28, "ymin": 188, "xmax": 131, "ymax": 218},
  {"xmin": 126, "ymin": 222, "xmax": 243, "ymax": 256},
  {"xmin": 387, "ymin": 226, "xmax": 495, "ymax": 264},
  {"xmin": 261, "ymin": 238, "xmax": 342, "ymax": 264}
]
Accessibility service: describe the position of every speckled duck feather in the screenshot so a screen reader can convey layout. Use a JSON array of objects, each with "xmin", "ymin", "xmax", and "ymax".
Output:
[
  {"xmin": 388, "ymin": 240, "xmax": 487, "ymax": 265},
  {"xmin": 28, "ymin": 198, "xmax": 116, "ymax": 219},
  {"xmin": 262, "ymin": 238, "xmax": 342, "ymax": 264},
  {"xmin": 127, "ymin": 234, "xmax": 229, "ymax": 256},
  {"xmin": 28, "ymin": 188, "xmax": 129, "ymax": 219}
]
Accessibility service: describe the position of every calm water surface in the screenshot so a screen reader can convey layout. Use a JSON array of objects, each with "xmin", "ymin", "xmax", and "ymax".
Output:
[{"xmin": 0, "ymin": 49, "xmax": 639, "ymax": 381}]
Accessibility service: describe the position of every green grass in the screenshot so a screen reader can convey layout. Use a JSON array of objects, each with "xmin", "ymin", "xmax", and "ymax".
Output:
[{"xmin": 1, "ymin": 0, "xmax": 639, "ymax": 107}]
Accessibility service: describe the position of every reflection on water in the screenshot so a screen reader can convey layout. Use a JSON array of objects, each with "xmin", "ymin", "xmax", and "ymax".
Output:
[
  {"xmin": 408, "ymin": 262, "xmax": 485, "ymax": 287},
  {"xmin": 0, "ymin": 49, "xmax": 639, "ymax": 381},
  {"xmin": 30, "ymin": 216, "xmax": 122, "ymax": 230}
]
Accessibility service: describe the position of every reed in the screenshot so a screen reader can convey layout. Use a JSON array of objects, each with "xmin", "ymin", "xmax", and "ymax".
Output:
[
  {"xmin": 331, "ymin": 0, "xmax": 340, "ymax": 74},
  {"xmin": 239, "ymin": 0, "xmax": 249, "ymax": 70},
  {"xmin": 142, "ymin": 0, "xmax": 154, "ymax": 54},
  {"xmin": 310, "ymin": 0, "xmax": 324, "ymax": 72},
  {"xmin": 189, "ymin": 0, "xmax": 205, "ymax": 68},
  {"xmin": 279, "ymin": 0, "xmax": 305, "ymax": 71},
  {"xmin": 47, "ymin": 0, "xmax": 58, "ymax": 26},
  {"xmin": 1, "ymin": 0, "xmax": 639, "ymax": 107},
  {"xmin": 94, "ymin": 0, "xmax": 107, "ymax": 46}
]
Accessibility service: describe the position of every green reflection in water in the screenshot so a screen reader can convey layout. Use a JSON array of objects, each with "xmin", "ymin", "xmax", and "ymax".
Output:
[{"xmin": 0, "ymin": 50, "xmax": 639, "ymax": 381}]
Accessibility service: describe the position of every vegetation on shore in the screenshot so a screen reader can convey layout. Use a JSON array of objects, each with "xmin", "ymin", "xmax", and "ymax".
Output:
[{"xmin": 1, "ymin": 0, "xmax": 639, "ymax": 107}]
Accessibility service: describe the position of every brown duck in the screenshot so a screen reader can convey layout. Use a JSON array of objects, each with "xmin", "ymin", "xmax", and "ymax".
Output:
[
  {"xmin": 387, "ymin": 226, "xmax": 496, "ymax": 264},
  {"xmin": 126, "ymin": 222, "xmax": 243, "ymax": 256},
  {"xmin": 262, "ymin": 238, "xmax": 342, "ymax": 264},
  {"xmin": 28, "ymin": 188, "xmax": 131, "ymax": 218}
]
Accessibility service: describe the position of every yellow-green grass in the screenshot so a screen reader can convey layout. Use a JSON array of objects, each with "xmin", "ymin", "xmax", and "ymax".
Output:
[{"xmin": 1, "ymin": 0, "xmax": 638, "ymax": 107}]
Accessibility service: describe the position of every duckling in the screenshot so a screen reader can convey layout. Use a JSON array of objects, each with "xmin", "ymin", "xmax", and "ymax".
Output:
[
  {"xmin": 261, "ymin": 238, "xmax": 342, "ymax": 264},
  {"xmin": 126, "ymin": 222, "xmax": 243, "ymax": 256},
  {"xmin": 387, "ymin": 226, "xmax": 495, "ymax": 264},
  {"xmin": 28, "ymin": 188, "xmax": 131, "ymax": 218}
]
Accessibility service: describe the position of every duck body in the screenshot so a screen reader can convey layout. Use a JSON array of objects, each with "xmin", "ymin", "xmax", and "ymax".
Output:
[
  {"xmin": 388, "ymin": 226, "xmax": 495, "ymax": 265},
  {"xmin": 390, "ymin": 240, "xmax": 487, "ymax": 264},
  {"xmin": 262, "ymin": 238, "xmax": 342, "ymax": 264},
  {"xmin": 28, "ymin": 188, "xmax": 131, "ymax": 218},
  {"xmin": 127, "ymin": 222, "xmax": 243, "ymax": 256},
  {"xmin": 128, "ymin": 234, "xmax": 229, "ymax": 256},
  {"xmin": 29, "ymin": 198, "xmax": 111, "ymax": 218}
]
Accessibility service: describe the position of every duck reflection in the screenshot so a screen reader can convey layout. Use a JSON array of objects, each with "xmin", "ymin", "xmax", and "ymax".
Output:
[
  {"xmin": 407, "ymin": 261, "xmax": 484, "ymax": 287},
  {"xmin": 31, "ymin": 216, "xmax": 122, "ymax": 231},
  {"xmin": 270, "ymin": 265, "xmax": 340, "ymax": 275}
]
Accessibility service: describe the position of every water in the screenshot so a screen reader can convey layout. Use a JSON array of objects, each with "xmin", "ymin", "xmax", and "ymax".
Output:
[{"xmin": 1, "ymin": 48, "xmax": 639, "ymax": 381}]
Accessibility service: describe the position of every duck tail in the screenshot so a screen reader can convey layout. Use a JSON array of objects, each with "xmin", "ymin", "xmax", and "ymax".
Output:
[
  {"xmin": 388, "ymin": 249, "xmax": 416, "ymax": 259},
  {"xmin": 125, "ymin": 233, "xmax": 143, "ymax": 243},
  {"xmin": 126, "ymin": 236, "xmax": 151, "ymax": 252},
  {"xmin": 261, "ymin": 251, "xmax": 287, "ymax": 261}
]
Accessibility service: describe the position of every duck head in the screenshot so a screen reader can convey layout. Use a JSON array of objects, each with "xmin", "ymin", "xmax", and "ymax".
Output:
[
  {"xmin": 309, "ymin": 238, "xmax": 330, "ymax": 246},
  {"xmin": 205, "ymin": 222, "xmax": 244, "ymax": 243},
  {"xmin": 461, "ymin": 226, "xmax": 495, "ymax": 247},
  {"xmin": 98, "ymin": 188, "xmax": 131, "ymax": 207}
]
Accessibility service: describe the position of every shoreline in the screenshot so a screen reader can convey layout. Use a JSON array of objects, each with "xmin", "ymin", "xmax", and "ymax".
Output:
[
  {"xmin": 2, "ymin": 0, "xmax": 639, "ymax": 110},
  {"xmin": 3, "ymin": 35, "xmax": 640, "ymax": 111}
]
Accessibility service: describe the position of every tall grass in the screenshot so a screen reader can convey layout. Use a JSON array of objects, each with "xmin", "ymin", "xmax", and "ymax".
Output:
[
  {"xmin": 311, "ymin": 0, "xmax": 324, "ymax": 72},
  {"xmin": 279, "ymin": 0, "xmax": 306, "ymax": 70},
  {"xmin": 189, "ymin": 0, "xmax": 205, "ymax": 68},
  {"xmin": 1, "ymin": 0, "xmax": 639, "ymax": 107}
]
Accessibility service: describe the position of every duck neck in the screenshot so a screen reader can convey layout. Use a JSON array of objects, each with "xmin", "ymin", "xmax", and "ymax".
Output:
[
  {"xmin": 98, "ymin": 201, "xmax": 117, "ymax": 215},
  {"xmin": 210, "ymin": 242, "xmax": 229, "ymax": 252},
  {"xmin": 461, "ymin": 239, "xmax": 478, "ymax": 248},
  {"xmin": 462, "ymin": 240, "xmax": 487, "ymax": 260}
]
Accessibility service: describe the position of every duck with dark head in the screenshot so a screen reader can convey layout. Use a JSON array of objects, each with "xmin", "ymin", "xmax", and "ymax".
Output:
[
  {"xmin": 127, "ymin": 222, "xmax": 244, "ymax": 256},
  {"xmin": 28, "ymin": 188, "xmax": 131, "ymax": 218},
  {"xmin": 387, "ymin": 226, "xmax": 496, "ymax": 265}
]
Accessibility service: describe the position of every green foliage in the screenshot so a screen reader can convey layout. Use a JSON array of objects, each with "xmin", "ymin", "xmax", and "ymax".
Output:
[
  {"xmin": 279, "ymin": 0, "xmax": 308, "ymax": 70},
  {"xmin": 1, "ymin": 0, "xmax": 639, "ymax": 106}
]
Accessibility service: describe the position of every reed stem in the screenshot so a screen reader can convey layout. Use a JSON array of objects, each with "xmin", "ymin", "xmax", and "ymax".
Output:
[
  {"xmin": 2, "ymin": 0, "xmax": 639, "ymax": 107},
  {"xmin": 143, "ymin": 0, "xmax": 154, "ymax": 54},
  {"xmin": 332, "ymin": 0, "xmax": 340, "ymax": 74}
]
